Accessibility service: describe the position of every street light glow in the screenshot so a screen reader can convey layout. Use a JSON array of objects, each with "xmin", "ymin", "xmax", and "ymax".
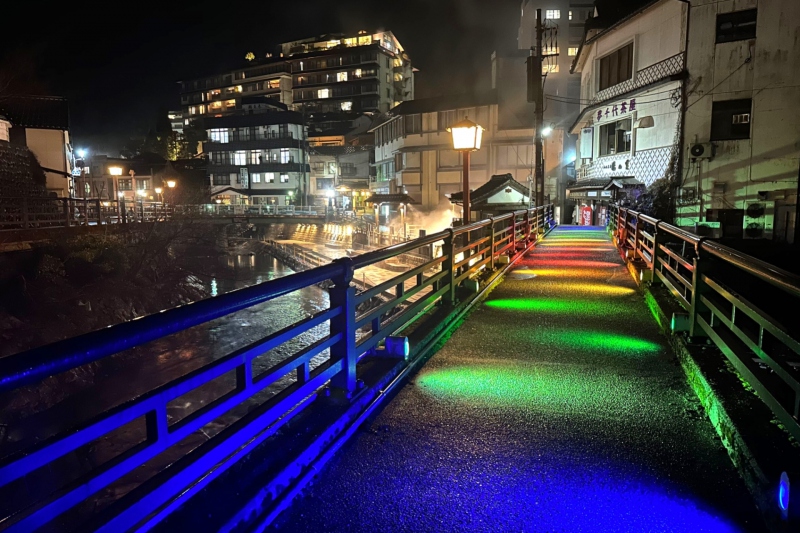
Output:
[
  {"xmin": 109, "ymin": 166, "xmax": 123, "ymax": 176},
  {"xmin": 154, "ymin": 187, "xmax": 163, "ymax": 194},
  {"xmin": 326, "ymin": 189, "xmax": 335, "ymax": 198},
  {"xmin": 542, "ymin": 126, "xmax": 553, "ymax": 137},
  {"xmin": 448, "ymin": 117, "xmax": 484, "ymax": 151},
  {"xmin": 77, "ymin": 149, "xmax": 87, "ymax": 158},
  {"xmin": 166, "ymin": 180, "xmax": 177, "ymax": 188}
]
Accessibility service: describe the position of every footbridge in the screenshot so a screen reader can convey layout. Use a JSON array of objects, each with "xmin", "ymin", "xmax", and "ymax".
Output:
[{"xmin": 1, "ymin": 205, "xmax": 799, "ymax": 532}]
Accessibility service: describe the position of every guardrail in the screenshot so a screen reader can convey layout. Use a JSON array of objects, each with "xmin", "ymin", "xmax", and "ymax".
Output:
[
  {"xmin": 608, "ymin": 204, "xmax": 800, "ymax": 442},
  {"xmin": 174, "ymin": 204, "xmax": 327, "ymax": 217},
  {"xmin": 0, "ymin": 197, "xmax": 171, "ymax": 229},
  {"xmin": 0, "ymin": 205, "xmax": 555, "ymax": 531}
]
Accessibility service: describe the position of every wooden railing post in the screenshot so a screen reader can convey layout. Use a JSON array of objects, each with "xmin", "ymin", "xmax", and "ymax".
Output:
[
  {"xmin": 689, "ymin": 240, "xmax": 711, "ymax": 341},
  {"xmin": 488, "ymin": 217, "xmax": 496, "ymax": 270},
  {"xmin": 442, "ymin": 228, "xmax": 456, "ymax": 306},
  {"xmin": 524, "ymin": 209, "xmax": 531, "ymax": 245},
  {"xmin": 328, "ymin": 257, "xmax": 357, "ymax": 396},
  {"xmin": 650, "ymin": 221, "xmax": 663, "ymax": 286}
]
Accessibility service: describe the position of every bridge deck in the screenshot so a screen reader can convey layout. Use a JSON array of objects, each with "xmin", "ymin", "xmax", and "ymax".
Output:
[{"xmin": 275, "ymin": 226, "xmax": 764, "ymax": 532}]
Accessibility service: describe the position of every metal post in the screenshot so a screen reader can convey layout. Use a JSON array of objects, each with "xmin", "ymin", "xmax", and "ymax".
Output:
[
  {"xmin": 534, "ymin": 8, "xmax": 545, "ymax": 207},
  {"xmin": 96, "ymin": 199, "xmax": 103, "ymax": 225},
  {"xmin": 651, "ymin": 221, "xmax": 663, "ymax": 286},
  {"xmin": 121, "ymin": 196, "xmax": 127, "ymax": 224},
  {"xmin": 489, "ymin": 217, "xmax": 496, "ymax": 270},
  {"xmin": 462, "ymin": 151, "xmax": 471, "ymax": 224},
  {"xmin": 328, "ymin": 257, "xmax": 357, "ymax": 396},
  {"xmin": 689, "ymin": 241, "xmax": 710, "ymax": 340},
  {"xmin": 524, "ymin": 209, "xmax": 531, "ymax": 244},
  {"xmin": 442, "ymin": 229, "xmax": 456, "ymax": 306}
]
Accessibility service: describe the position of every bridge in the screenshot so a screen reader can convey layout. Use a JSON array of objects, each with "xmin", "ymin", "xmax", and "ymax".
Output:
[{"xmin": 0, "ymin": 205, "xmax": 798, "ymax": 532}]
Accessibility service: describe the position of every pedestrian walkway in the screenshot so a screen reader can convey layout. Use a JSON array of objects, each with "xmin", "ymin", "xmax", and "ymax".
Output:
[{"xmin": 275, "ymin": 226, "xmax": 765, "ymax": 533}]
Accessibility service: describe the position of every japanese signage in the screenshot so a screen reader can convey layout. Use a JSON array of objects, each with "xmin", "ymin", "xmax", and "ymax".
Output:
[
  {"xmin": 580, "ymin": 128, "xmax": 594, "ymax": 159},
  {"xmin": 596, "ymin": 98, "xmax": 637, "ymax": 122}
]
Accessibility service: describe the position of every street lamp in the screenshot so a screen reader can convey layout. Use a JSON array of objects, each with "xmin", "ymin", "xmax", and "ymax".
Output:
[
  {"xmin": 136, "ymin": 189, "xmax": 146, "ymax": 222},
  {"xmin": 448, "ymin": 117, "xmax": 484, "ymax": 224}
]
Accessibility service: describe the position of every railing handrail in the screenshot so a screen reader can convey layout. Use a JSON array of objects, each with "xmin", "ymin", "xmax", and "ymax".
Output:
[{"xmin": 0, "ymin": 262, "xmax": 342, "ymax": 393}]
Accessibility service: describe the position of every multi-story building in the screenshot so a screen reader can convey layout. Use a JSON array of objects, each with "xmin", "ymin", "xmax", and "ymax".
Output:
[
  {"xmin": 516, "ymin": 0, "xmax": 594, "ymax": 221},
  {"xmin": 309, "ymin": 143, "xmax": 373, "ymax": 211},
  {"xmin": 75, "ymin": 155, "xmax": 162, "ymax": 202},
  {"xmin": 205, "ymin": 100, "xmax": 309, "ymax": 206},
  {"xmin": 569, "ymin": 0, "xmax": 799, "ymax": 239},
  {"xmin": 569, "ymin": 0, "xmax": 687, "ymax": 225},
  {"xmin": 371, "ymin": 90, "xmax": 544, "ymax": 218},
  {"xmin": 283, "ymin": 30, "xmax": 414, "ymax": 116},
  {"xmin": 168, "ymin": 110, "xmax": 185, "ymax": 134},
  {"xmin": 0, "ymin": 96, "xmax": 74, "ymax": 197},
  {"xmin": 679, "ymin": 0, "xmax": 800, "ymax": 242},
  {"xmin": 179, "ymin": 62, "xmax": 293, "ymax": 121}
]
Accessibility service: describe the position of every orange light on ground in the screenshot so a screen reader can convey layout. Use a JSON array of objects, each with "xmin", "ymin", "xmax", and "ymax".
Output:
[
  {"xmin": 539, "ymin": 241, "xmax": 614, "ymax": 247},
  {"xmin": 537, "ymin": 247, "xmax": 616, "ymax": 253},
  {"xmin": 532, "ymin": 260, "xmax": 620, "ymax": 269},
  {"xmin": 513, "ymin": 268, "xmax": 614, "ymax": 278}
]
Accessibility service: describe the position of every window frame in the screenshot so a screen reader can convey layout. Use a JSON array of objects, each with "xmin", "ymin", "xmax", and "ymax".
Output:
[
  {"xmin": 716, "ymin": 9, "xmax": 757, "ymax": 44},
  {"xmin": 597, "ymin": 42, "xmax": 634, "ymax": 92},
  {"xmin": 710, "ymin": 99, "xmax": 752, "ymax": 141}
]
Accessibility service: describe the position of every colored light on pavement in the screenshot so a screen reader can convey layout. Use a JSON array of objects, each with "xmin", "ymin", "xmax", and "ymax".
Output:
[
  {"xmin": 485, "ymin": 297, "xmax": 634, "ymax": 316},
  {"xmin": 512, "ymin": 268, "xmax": 612, "ymax": 278},
  {"xmin": 541, "ymin": 282, "xmax": 635, "ymax": 296},
  {"xmin": 779, "ymin": 472, "xmax": 790, "ymax": 513},
  {"xmin": 532, "ymin": 260, "xmax": 620, "ymax": 269}
]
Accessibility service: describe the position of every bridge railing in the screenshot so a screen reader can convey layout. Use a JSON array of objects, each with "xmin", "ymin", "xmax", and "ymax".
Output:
[
  {"xmin": 0, "ymin": 197, "xmax": 174, "ymax": 229},
  {"xmin": 174, "ymin": 204, "xmax": 327, "ymax": 217},
  {"xmin": 0, "ymin": 205, "xmax": 555, "ymax": 532},
  {"xmin": 608, "ymin": 204, "xmax": 800, "ymax": 443}
]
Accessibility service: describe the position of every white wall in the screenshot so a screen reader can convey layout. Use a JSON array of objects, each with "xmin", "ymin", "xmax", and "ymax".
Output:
[
  {"xmin": 25, "ymin": 128, "xmax": 71, "ymax": 196},
  {"xmin": 679, "ymin": 0, "xmax": 800, "ymax": 239}
]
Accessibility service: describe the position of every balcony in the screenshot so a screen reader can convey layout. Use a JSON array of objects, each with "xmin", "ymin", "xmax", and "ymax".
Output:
[
  {"xmin": 591, "ymin": 53, "xmax": 685, "ymax": 104},
  {"xmin": 204, "ymin": 136, "xmax": 301, "ymax": 152},
  {"xmin": 208, "ymin": 162, "xmax": 310, "ymax": 174}
]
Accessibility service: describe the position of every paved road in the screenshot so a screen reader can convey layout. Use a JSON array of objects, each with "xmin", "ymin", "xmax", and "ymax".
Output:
[{"xmin": 274, "ymin": 226, "xmax": 765, "ymax": 533}]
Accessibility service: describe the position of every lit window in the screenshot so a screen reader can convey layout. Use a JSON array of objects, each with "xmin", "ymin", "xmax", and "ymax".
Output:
[
  {"xmin": 280, "ymin": 174, "xmax": 289, "ymax": 183},
  {"xmin": 358, "ymin": 36, "xmax": 372, "ymax": 46},
  {"xmin": 341, "ymin": 101, "xmax": 353, "ymax": 111},
  {"xmin": 337, "ymin": 71, "xmax": 348, "ymax": 82},
  {"xmin": 225, "ymin": 99, "xmax": 235, "ymax": 108},
  {"xmin": 234, "ymin": 151, "xmax": 247, "ymax": 165},
  {"xmin": 568, "ymin": 47, "xmax": 579, "ymax": 56},
  {"xmin": 546, "ymin": 9, "xmax": 560, "ymax": 19},
  {"xmin": 354, "ymin": 69, "xmax": 362, "ymax": 78},
  {"xmin": 299, "ymin": 61, "xmax": 304, "ymax": 71},
  {"xmin": 326, "ymin": 40, "xmax": 340, "ymax": 49},
  {"xmin": 569, "ymin": 10, "xmax": 573, "ymax": 20},
  {"xmin": 280, "ymin": 148, "xmax": 291, "ymax": 164},
  {"xmin": 265, "ymin": 173, "xmax": 275, "ymax": 183},
  {"xmin": 209, "ymin": 129, "xmax": 229, "ymax": 143},
  {"xmin": 252, "ymin": 173, "xmax": 261, "ymax": 183},
  {"xmin": 318, "ymin": 88, "xmax": 330, "ymax": 98}
]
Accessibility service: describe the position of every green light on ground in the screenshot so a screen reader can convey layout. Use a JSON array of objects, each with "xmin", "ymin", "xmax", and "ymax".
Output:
[
  {"xmin": 486, "ymin": 298, "xmax": 632, "ymax": 316},
  {"xmin": 417, "ymin": 364, "xmax": 660, "ymax": 415},
  {"xmin": 519, "ymin": 328, "xmax": 662, "ymax": 355}
]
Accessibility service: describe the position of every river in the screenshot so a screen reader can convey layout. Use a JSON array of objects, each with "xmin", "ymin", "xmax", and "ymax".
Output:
[{"xmin": 0, "ymin": 247, "xmax": 331, "ymax": 523}]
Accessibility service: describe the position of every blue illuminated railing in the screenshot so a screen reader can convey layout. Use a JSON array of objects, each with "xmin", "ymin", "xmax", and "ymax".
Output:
[{"xmin": 0, "ymin": 205, "xmax": 555, "ymax": 532}]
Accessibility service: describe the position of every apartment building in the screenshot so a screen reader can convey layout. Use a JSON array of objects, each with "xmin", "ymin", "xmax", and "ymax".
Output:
[{"xmin": 204, "ymin": 101, "xmax": 309, "ymax": 206}]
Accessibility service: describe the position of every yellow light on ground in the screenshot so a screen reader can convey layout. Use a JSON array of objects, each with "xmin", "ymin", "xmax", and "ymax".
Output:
[
  {"xmin": 448, "ymin": 117, "xmax": 484, "ymax": 151},
  {"xmin": 542, "ymin": 282, "xmax": 635, "ymax": 296}
]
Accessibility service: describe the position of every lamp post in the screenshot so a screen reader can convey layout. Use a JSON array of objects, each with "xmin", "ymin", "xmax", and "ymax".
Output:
[
  {"xmin": 448, "ymin": 117, "xmax": 484, "ymax": 224},
  {"xmin": 155, "ymin": 187, "xmax": 163, "ymax": 220},
  {"xmin": 136, "ymin": 189, "xmax": 146, "ymax": 222},
  {"xmin": 117, "ymin": 191, "xmax": 126, "ymax": 224},
  {"xmin": 166, "ymin": 179, "xmax": 177, "ymax": 217},
  {"xmin": 109, "ymin": 166, "xmax": 123, "ymax": 221}
]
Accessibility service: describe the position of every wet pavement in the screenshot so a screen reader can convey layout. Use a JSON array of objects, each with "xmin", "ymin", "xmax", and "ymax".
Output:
[{"xmin": 274, "ymin": 226, "xmax": 766, "ymax": 533}]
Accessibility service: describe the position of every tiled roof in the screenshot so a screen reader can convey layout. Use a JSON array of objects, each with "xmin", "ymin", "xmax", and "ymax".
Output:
[
  {"xmin": 389, "ymin": 90, "xmax": 497, "ymax": 116},
  {"xmin": 449, "ymin": 173, "xmax": 529, "ymax": 203},
  {"xmin": 0, "ymin": 96, "xmax": 69, "ymax": 130}
]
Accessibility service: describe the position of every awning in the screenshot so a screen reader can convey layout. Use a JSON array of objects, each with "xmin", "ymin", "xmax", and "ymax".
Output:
[{"xmin": 364, "ymin": 193, "xmax": 418, "ymax": 204}]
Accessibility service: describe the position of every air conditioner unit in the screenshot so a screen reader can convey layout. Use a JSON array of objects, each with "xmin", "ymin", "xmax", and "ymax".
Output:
[
  {"xmin": 689, "ymin": 143, "xmax": 713, "ymax": 159},
  {"xmin": 743, "ymin": 201, "xmax": 775, "ymax": 239}
]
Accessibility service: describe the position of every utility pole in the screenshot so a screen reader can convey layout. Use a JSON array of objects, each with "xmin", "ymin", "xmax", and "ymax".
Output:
[{"xmin": 533, "ymin": 8, "xmax": 545, "ymax": 207}]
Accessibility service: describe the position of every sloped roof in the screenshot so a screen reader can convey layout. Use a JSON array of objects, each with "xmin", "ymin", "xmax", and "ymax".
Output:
[
  {"xmin": 0, "ymin": 96, "xmax": 69, "ymax": 130},
  {"xmin": 449, "ymin": 173, "xmax": 530, "ymax": 204},
  {"xmin": 364, "ymin": 193, "xmax": 417, "ymax": 204},
  {"xmin": 389, "ymin": 90, "xmax": 497, "ymax": 116}
]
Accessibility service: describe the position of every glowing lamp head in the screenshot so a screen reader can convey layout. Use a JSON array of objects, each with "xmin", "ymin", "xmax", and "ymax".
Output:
[
  {"xmin": 154, "ymin": 187, "xmax": 163, "ymax": 194},
  {"xmin": 288, "ymin": 191, "xmax": 294, "ymax": 196},
  {"xmin": 326, "ymin": 189, "xmax": 335, "ymax": 198},
  {"xmin": 77, "ymin": 149, "xmax": 87, "ymax": 158},
  {"xmin": 542, "ymin": 125, "xmax": 553, "ymax": 137},
  {"xmin": 136, "ymin": 189, "xmax": 146, "ymax": 197},
  {"xmin": 166, "ymin": 180, "xmax": 177, "ymax": 188},
  {"xmin": 117, "ymin": 191, "xmax": 124, "ymax": 198},
  {"xmin": 448, "ymin": 117, "xmax": 483, "ymax": 151},
  {"xmin": 109, "ymin": 166, "xmax": 123, "ymax": 176}
]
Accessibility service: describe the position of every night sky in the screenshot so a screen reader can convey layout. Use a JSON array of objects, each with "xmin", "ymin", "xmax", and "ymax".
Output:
[{"xmin": 1, "ymin": 0, "xmax": 525, "ymax": 154}]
